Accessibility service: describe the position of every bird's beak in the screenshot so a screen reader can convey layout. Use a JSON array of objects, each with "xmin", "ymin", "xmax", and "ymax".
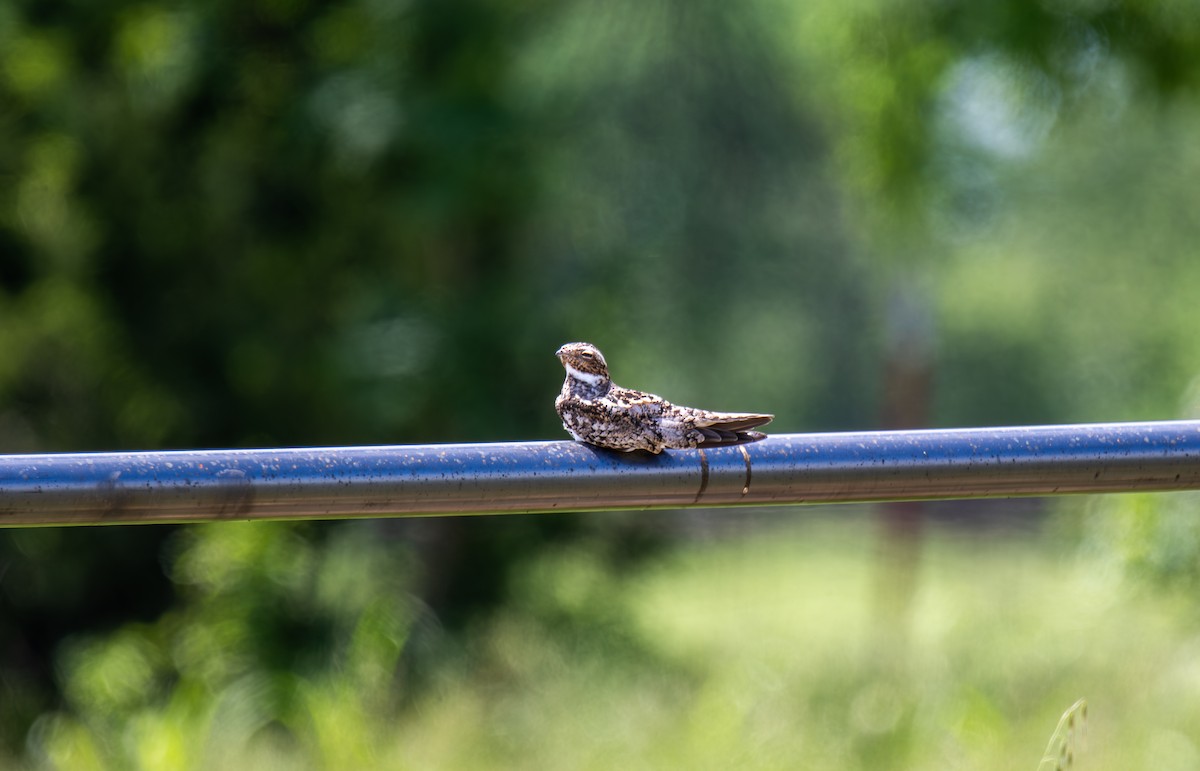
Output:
[{"xmin": 555, "ymin": 345, "xmax": 566, "ymax": 360}]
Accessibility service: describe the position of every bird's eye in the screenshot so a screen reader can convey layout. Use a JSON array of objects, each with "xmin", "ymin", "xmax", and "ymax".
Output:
[{"xmin": 580, "ymin": 351, "xmax": 593, "ymax": 359}]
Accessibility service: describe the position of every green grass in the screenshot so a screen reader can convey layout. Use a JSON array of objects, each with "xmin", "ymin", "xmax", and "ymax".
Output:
[{"xmin": 404, "ymin": 514, "xmax": 1200, "ymax": 770}]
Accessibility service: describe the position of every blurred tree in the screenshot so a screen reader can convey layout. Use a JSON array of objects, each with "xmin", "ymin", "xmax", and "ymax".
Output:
[{"xmin": 0, "ymin": 0, "xmax": 565, "ymax": 751}]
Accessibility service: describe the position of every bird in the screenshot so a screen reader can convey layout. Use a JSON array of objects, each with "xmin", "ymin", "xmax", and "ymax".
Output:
[{"xmin": 554, "ymin": 342, "xmax": 773, "ymax": 453}]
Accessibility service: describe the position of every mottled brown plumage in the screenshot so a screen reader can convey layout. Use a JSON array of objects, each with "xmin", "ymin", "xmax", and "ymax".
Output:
[{"xmin": 554, "ymin": 342, "xmax": 773, "ymax": 453}]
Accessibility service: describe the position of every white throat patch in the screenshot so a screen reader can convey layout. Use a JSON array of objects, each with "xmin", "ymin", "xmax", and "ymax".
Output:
[{"xmin": 565, "ymin": 364, "xmax": 604, "ymax": 386}]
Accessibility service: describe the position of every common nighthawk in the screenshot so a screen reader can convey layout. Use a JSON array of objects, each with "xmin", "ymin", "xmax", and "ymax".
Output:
[{"xmin": 555, "ymin": 342, "xmax": 773, "ymax": 453}]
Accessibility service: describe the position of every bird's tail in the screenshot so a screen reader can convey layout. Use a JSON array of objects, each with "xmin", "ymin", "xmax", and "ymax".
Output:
[{"xmin": 691, "ymin": 411, "xmax": 773, "ymax": 447}]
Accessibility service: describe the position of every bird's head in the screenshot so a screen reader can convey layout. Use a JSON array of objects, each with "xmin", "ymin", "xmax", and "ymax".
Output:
[{"xmin": 555, "ymin": 342, "xmax": 611, "ymax": 386}]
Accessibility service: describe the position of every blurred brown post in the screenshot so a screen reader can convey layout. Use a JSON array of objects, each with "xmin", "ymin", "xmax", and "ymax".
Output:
[{"xmin": 875, "ymin": 283, "xmax": 935, "ymax": 645}]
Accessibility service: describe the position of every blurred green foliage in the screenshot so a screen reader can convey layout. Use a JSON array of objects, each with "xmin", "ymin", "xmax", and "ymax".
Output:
[
  {"xmin": 20, "ymin": 520, "xmax": 1200, "ymax": 769},
  {"xmin": 2, "ymin": 0, "xmax": 1200, "ymax": 766},
  {"xmin": 24, "ymin": 522, "xmax": 414, "ymax": 769}
]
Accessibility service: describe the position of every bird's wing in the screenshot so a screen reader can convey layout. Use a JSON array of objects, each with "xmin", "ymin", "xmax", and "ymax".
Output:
[{"xmin": 608, "ymin": 387, "xmax": 668, "ymax": 417}]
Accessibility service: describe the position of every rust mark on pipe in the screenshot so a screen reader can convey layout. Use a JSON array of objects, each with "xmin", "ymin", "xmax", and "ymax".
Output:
[{"xmin": 694, "ymin": 449, "xmax": 711, "ymax": 504}]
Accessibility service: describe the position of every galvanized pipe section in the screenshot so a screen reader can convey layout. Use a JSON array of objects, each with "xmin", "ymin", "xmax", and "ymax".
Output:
[{"xmin": 2, "ymin": 420, "xmax": 1200, "ymax": 527}]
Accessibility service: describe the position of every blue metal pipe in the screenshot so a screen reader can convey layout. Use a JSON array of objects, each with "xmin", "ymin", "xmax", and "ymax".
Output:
[{"xmin": 2, "ymin": 420, "xmax": 1200, "ymax": 527}]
